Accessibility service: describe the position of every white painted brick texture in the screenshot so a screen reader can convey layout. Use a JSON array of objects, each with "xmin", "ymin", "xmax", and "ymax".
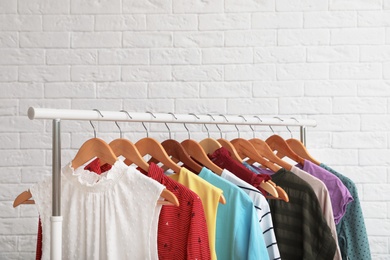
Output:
[{"xmin": 1, "ymin": 0, "xmax": 390, "ymax": 257}]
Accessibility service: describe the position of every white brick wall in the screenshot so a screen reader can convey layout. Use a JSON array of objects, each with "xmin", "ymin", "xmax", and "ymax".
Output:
[{"xmin": 1, "ymin": 0, "xmax": 389, "ymax": 258}]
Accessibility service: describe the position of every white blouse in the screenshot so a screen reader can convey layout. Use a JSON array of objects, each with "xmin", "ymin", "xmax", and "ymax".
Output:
[{"xmin": 30, "ymin": 160, "xmax": 165, "ymax": 260}]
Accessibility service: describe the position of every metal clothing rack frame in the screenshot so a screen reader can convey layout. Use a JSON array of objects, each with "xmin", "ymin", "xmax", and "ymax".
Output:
[{"xmin": 27, "ymin": 107, "xmax": 317, "ymax": 260}]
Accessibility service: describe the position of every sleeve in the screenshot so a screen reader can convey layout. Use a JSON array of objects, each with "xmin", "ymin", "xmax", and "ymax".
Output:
[
  {"xmin": 236, "ymin": 198, "xmax": 269, "ymax": 260},
  {"xmin": 187, "ymin": 195, "xmax": 211, "ymax": 260}
]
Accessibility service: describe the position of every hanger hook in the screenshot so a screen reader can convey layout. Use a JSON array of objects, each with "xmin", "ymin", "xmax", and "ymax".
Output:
[
  {"xmin": 219, "ymin": 114, "xmax": 229, "ymax": 139},
  {"xmin": 204, "ymin": 123, "xmax": 210, "ymax": 138},
  {"xmin": 146, "ymin": 111, "xmax": 157, "ymax": 118},
  {"xmin": 273, "ymin": 116, "xmax": 285, "ymax": 135},
  {"xmin": 253, "ymin": 116, "xmax": 263, "ymax": 138},
  {"xmin": 90, "ymin": 109, "xmax": 104, "ymax": 138},
  {"xmin": 185, "ymin": 113, "xmax": 199, "ymax": 139},
  {"xmin": 142, "ymin": 111, "xmax": 157, "ymax": 138},
  {"xmin": 239, "ymin": 115, "xmax": 255, "ymax": 139},
  {"xmin": 289, "ymin": 117, "xmax": 300, "ymax": 139},
  {"xmin": 208, "ymin": 114, "xmax": 222, "ymax": 139},
  {"xmin": 119, "ymin": 110, "xmax": 133, "ymax": 139}
]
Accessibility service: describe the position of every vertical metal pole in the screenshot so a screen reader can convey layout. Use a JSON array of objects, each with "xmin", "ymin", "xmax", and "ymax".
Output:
[
  {"xmin": 300, "ymin": 126, "xmax": 307, "ymax": 146},
  {"xmin": 51, "ymin": 119, "xmax": 62, "ymax": 260}
]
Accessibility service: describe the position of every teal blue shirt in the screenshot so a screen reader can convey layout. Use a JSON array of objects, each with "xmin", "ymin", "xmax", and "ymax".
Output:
[
  {"xmin": 199, "ymin": 168, "xmax": 269, "ymax": 260},
  {"xmin": 320, "ymin": 163, "xmax": 371, "ymax": 260}
]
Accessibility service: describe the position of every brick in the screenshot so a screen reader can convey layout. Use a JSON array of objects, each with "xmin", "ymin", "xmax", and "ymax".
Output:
[
  {"xmin": 0, "ymin": 236, "xmax": 17, "ymax": 252},
  {"xmin": 71, "ymin": 0, "xmax": 120, "ymax": 14},
  {"xmin": 99, "ymin": 49, "xmax": 149, "ymax": 65},
  {"xmin": 123, "ymin": 0, "xmax": 171, "ymax": 13},
  {"xmin": 228, "ymin": 98, "xmax": 278, "ymax": 115},
  {"xmin": 276, "ymin": 0, "xmax": 328, "ymax": 11},
  {"xmin": 382, "ymin": 63, "xmax": 390, "ymax": 79},
  {"xmin": 330, "ymin": 0, "xmax": 382, "ymax": 10},
  {"xmin": 337, "ymin": 166, "xmax": 387, "ymax": 183},
  {"xmin": 226, "ymin": 0, "xmax": 274, "ymax": 12},
  {"xmin": 95, "ymin": 15, "xmax": 145, "ymax": 31},
  {"xmin": 0, "ymin": 15, "xmax": 41, "ymax": 32},
  {"xmin": 0, "ymin": 167, "xmax": 21, "ymax": 183},
  {"xmin": 0, "ymin": 66, "xmax": 17, "ymax": 82},
  {"xmin": 0, "ymin": 253, "xmax": 35, "ymax": 259},
  {"xmin": 123, "ymin": 32, "xmax": 172, "ymax": 48},
  {"xmin": 175, "ymin": 98, "xmax": 226, "ymax": 114},
  {"xmin": 0, "ymin": 100, "xmax": 17, "ymax": 116},
  {"xmin": 20, "ymin": 32, "xmax": 69, "ymax": 48},
  {"xmin": 368, "ymin": 236, "xmax": 389, "ymax": 253},
  {"xmin": 333, "ymin": 132, "xmax": 387, "ymax": 148},
  {"xmin": 174, "ymin": 32, "xmax": 223, "ymax": 47},
  {"xmin": 147, "ymin": 15, "xmax": 197, "ymax": 31},
  {"xmin": 304, "ymin": 11, "xmax": 357, "ymax": 28},
  {"xmin": 364, "ymin": 183, "xmax": 390, "ymax": 200},
  {"xmin": 43, "ymin": 15, "xmax": 94, "ymax": 31},
  {"xmin": 279, "ymin": 97, "xmax": 332, "ymax": 114},
  {"xmin": 149, "ymin": 82, "xmax": 199, "ymax": 98},
  {"xmin": 19, "ymin": 99, "xmax": 71, "ymax": 115},
  {"xmin": 0, "ymin": 49, "xmax": 44, "ymax": 65},
  {"xmin": 330, "ymin": 63, "xmax": 382, "ymax": 80},
  {"xmin": 359, "ymin": 150, "xmax": 390, "ymax": 166},
  {"xmin": 19, "ymin": 0, "xmax": 69, "ymax": 14},
  {"xmin": 199, "ymin": 14, "xmax": 250, "ymax": 30},
  {"xmin": 0, "ymin": 201, "xmax": 19, "ymax": 218},
  {"xmin": 0, "ymin": 0, "xmax": 16, "ymax": 13},
  {"xmin": 123, "ymin": 98, "xmax": 174, "ymax": 114},
  {"xmin": 46, "ymin": 49, "xmax": 97, "ymax": 65},
  {"xmin": 20, "ymin": 132, "xmax": 70, "ymax": 149},
  {"xmin": 18, "ymin": 236, "xmax": 36, "ymax": 251},
  {"xmin": 307, "ymin": 46, "xmax": 358, "ymax": 62},
  {"xmin": 361, "ymin": 115, "xmax": 390, "ymax": 131},
  {"xmin": 71, "ymin": 66, "xmax": 120, "ymax": 82},
  {"xmin": 201, "ymin": 82, "xmax": 251, "ymax": 98},
  {"xmin": 0, "ymin": 150, "xmax": 44, "ymax": 167},
  {"xmin": 253, "ymin": 81, "xmax": 304, "ymax": 97},
  {"xmin": 0, "ymin": 218, "xmax": 37, "ymax": 235},
  {"xmin": 254, "ymin": 46, "xmax": 305, "ymax": 63},
  {"xmin": 358, "ymin": 81, "xmax": 390, "ymax": 96},
  {"xmin": 309, "ymin": 148, "xmax": 358, "ymax": 165},
  {"xmin": 361, "ymin": 202, "xmax": 387, "ymax": 219},
  {"xmin": 72, "ymin": 32, "xmax": 121, "ymax": 48},
  {"xmin": 151, "ymin": 48, "xmax": 201, "ymax": 65},
  {"xmin": 173, "ymin": 65, "xmax": 222, "ymax": 81},
  {"xmin": 0, "ymin": 133, "xmax": 19, "ymax": 149},
  {"xmin": 278, "ymin": 29, "xmax": 329, "ymax": 45},
  {"xmin": 305, "ymin": 81, "xmax": 357, "ymax": 96},
  {"xmin": 225, "ymin": 64, "xmax": 275, "ymax": 81},
  {"xmin": 277, "ymin": 63, "xmax": 328, "ymax": 80},
  {"xmin": 0, "ymin": 32, "xmax": 17, "ymax": 47},
  {"xmin": 0, "ymin": 117, "xmax": 44, "ymax": 132},
  {"xmin": 225, "ymin": 30, "xmax": 276, "ymax": 47},
  {"xmin": 331, "ymin": 28, "xmax": 385, "ymax": 45},
  {"xmin": 97, "ymin": 82, "xmax": 147, "ymax": 98},
  {"xmin": 19, "ymin": 66, "xmax": 70, "ymax": 82},
  {"xmin": 252, "ymin": 12, "xmax": 303, "ymax": 28},
  {"xmin": 334, "ymin": 97, "xmax": 386, "ymax": 114},
  {"xmin": 358, "ymin": 11, "xmax": 390, "ymax": 27},
  {"xmin": 0, "ymin": 83, "xmax": 43, "ymax": 99},
  {"xmin": 123, "ymin": 66, "xmax": 171, "ymax": 82},
  {"xmin": 21, "ymin": 166, "xmax": 51, "ymax": 183},
  {"xmin": 71, "ymin": 99, "xmax": 123, "ymax": 111},
  {"xmin": 361, "ymin": 46, "xmax": 390, "ymax": 62},
  {"xmin": 202, "ymin": 48, "xmax": 253, "ymax": 64},
  {"xmin": 173, "ymin": 0, "xmax": 223, "ymax": 13}
]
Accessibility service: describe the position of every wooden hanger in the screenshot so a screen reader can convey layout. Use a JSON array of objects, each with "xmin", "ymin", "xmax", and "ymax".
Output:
[
  {"xmin": 248, "ymin": 138, "xmax": 293, "ymax": 171},
  {"xmin": 160, "ymin": 139, "xmax": 203, "ymax": 173},
  {"xmin": 230, "ymin": 138, "xmax": 279, "ymax": 198},
  {"xmin": 111, "ymin": 138, "xmax": 149, "ymax": 171},
  {"xmin": 283, "ymin": 138, "xmax": 321, "ymax": 166},
  {"xmin": 266, "ymin": 135, "xmax": 305, "ymax": 165},
  {"xmin": 13, "ymin": 190, "xmax": 34, "ymax": 207},
  {"xmin": 199, "ymin": 137, "xmax": 222, "ymax": 155},
  {"xmin": 181, "ymin": 139, "xmax": 226, "ymax": 204},
  {"xmin": 72, "ymin": 138, "xmax": 118, "ymax": 169},
  {"xmin": 217, "ymin": 138, "xmax": 244, "ymax": 162},
  {"xmin": 134, "ymin": 137, "xmax": 182, "ymax": 174},
  {"xmin": 181, "ymin": 139, "xmax": 223, "ymax": 175}
]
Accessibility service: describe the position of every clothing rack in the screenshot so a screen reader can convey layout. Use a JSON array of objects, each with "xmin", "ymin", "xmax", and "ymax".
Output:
[{"xmin": 27, "ymin": 107, "xmax": 317, "ymax": 260}]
